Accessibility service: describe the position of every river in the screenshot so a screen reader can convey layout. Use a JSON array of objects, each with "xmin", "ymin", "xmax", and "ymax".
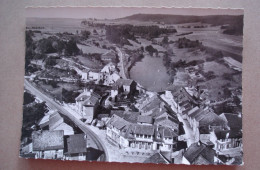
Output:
[{"xmin": 129, "ymin": 55, "xmax": 170, "ymax": 92}]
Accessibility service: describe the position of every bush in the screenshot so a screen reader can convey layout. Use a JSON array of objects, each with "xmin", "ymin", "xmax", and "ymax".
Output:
[
  {"xmin": 23, "ymin": 92, "xmax": 35, "ymax": 105},
  {"xmin": 145, "ymin": 45, "xmax": 158, "ymax": 55},
  {"xmin": 81, "ymin": 30, "xmax": 91, "ymax": 39},
  {"xmin": 62, "ymin": 88, "xmax": 80, "ymax": 103},
  {"xmin": 64, "ymin": 39, "xmax": 80, "ymax": 56}
]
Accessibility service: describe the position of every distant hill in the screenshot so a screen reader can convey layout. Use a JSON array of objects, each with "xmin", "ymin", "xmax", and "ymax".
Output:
[
  {"xmin": 118, "ymin": 14, "xmax": 243, "ymax": 26},
  {"xmin": 117, "ymin": 14, "xmax": 243, "ymax": 35}
]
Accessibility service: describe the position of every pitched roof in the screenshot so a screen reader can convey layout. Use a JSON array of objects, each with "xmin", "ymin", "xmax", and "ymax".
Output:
[
  {"xmin": 144, "ymin": 153, "xmax": 170, "ymax": 164},
  {"xmin": 111, "ymin": 110, "xmax": 140, "ymax": 123},
  {"xmin": 49, "ymin": 112, "xmax": 64, "ymax": 130},
  {"xmin": 137, "ymin": 115, "xmax": 153, "ymax": 124},
  {"xmin": 110, "ymin": 110, "xmax": 124, "ymax": 117},
  {"xmin": 183, "ymin": 143, "xmax": 214, "ymax": 165},
  {"xmin": 115, "ymin": 79, "xmax": 134, "ymax": 86},
  {"xmin": 154, "ymin": 116, "xmax": 179, "ymax": 130},
  {"xmin": 124, "ymin": 111, "xmax": 140, "ymax": 123},
  {"xmin": 133, "ymin": 124, "xmax": 155, "ymax": 136},
  {"xmin": 198, "ymin": 112, "xmax": 226, "ymax": 127},
  {"xmin": 156, "ymin": 126, "xmax": 178, "ymax": 139},
  {"xmin": 188, "ymin": 107, "xmax": 202, "ymax": 117},
  {"xmin": 66, "ymin": 134, "xmax": 87, "ymax": 154},
  {"xmin": 32, "ymin": 130, "xmax": 64, "ymax": 151},
  {"xmin": 106, "ymin": 114, "xmax": 130, "ymax": 130},
  {"xmin": 188, "ymin": 107, "xmax": 226, "ymax": 128},
  {"xmin": 38, "ymin": 115, "xmax": 50, "ymax": 128},
  {"xmin": 82, "ymin": 95, "xmax": 100, "ymax": 106},
  {"xmin": 140, "ymin": 95, "xmax": 165, "ymax": 113},
  {"xmin": 75, "ymin": 90, "xmax": 101, "ymax": 102}
]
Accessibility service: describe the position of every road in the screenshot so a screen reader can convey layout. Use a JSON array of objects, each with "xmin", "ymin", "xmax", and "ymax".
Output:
[
  {"xmin": 24, "ymin": 79, "xmax": 109, "ymax": 162},
  {"xmin": 115, "ymin": 46, "xmax": 127, "ymax": 79}
]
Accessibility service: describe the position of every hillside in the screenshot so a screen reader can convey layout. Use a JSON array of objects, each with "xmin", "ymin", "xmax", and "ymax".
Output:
[{"xmin": 117, "ymin": 14, "xmax": 243, "ymax": 35}]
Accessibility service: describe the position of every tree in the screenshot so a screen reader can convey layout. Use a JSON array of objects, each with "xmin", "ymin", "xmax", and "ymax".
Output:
[
  {"xmin": 62, "ymin": 88, "xmax": 80, "ymax": 103},
  {"xmin": 81, "ymin": 30, "xmax": 91, "ymax": 39},
  {"xmin": 38, "ymin": 38, "xmax": 57, "ymax": 54},
  {"xmin": 23, "ymin": 92, "xmax": 35, "ymax": 105},
  {"xmin": 21, "ymin": 102, "xmax": 47, "ymax": 139},
  {"xmin": 64, "ymin": 39, "xmax": 80, "ymax": 56},
  {"xmin": 145, "ymin": 45, "xmax": 158, "ymax": 56},
  {"xmin": 162, "ymin": 36, "xmax": 169, "ymax": 44}
]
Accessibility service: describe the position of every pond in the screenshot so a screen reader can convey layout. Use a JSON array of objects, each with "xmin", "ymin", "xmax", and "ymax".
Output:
[{"xmin": 129, "ymin": 55, "xmax": 170, "ymax": 92}]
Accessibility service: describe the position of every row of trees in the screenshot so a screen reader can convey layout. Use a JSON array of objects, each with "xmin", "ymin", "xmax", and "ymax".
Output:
[
  {"xmin": 176, "ymin": 37, "xmax": 203, "ymax": 49},
  {"xmin": 38, "ymin": 36, "xmax": 80, "ymax": 56},
  {"xmin": 105, "ymin": 24, "xmax": 177, "ymax": 45}
]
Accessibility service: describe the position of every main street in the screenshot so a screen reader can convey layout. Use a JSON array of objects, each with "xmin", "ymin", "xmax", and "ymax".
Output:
[{"xmin": 24, "ymin": 79, "xmax": 109, "ymax": 162}]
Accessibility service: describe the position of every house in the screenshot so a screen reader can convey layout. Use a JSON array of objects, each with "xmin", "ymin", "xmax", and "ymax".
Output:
[
  {"xmin": 71, "ymin": 66, "xmax": 89, "ymax": 80},
  {"xmin": 144, "ymin": 152, "xmax": 170, "ymax": 164},
  {"xmin": 75, "ymin": 89, "xmax": 101, "ymax": 122},
  {"xmin": 154, "ymin": 115, "xmax": 179, "ymax": 132},
  {"xmin": 154, "ymin": 126, "xmax": 178, "ymax": 152},
  {"xmin": 106, "ymin": 114, "xmax": 178, "ymax": 152},
  {"xmin": 37, "ymin": 111, "xmax": 74, "ymax": 135},
  {"xmin": 106, "ymin": 114, "xmax": 130, "ymax": 147},
  {"xmin": 165, "ymin": 87, "xmax": 198, "ymax": 113},
  {"xmin": 185, "ymin": 106, "xmax": 226, "ymax": 142},
  {"xmin": 210, "ymin": 113, "xmax": 242, "ymax": 154},
  {"xmin": 137, "ymin": 115, "xmax": 153, "ymax": 125},
  {"xmin": 115, "ymin": 79, "xmax": 136, "ymax": 95},
  {"xmin": 101, "ymin": 62, "xmax": 116, "ymax": 74},
  {"xmin": 32, "ymin": 130, "xmax": 64, "ymax": 159},
  {"xmin": 49, "ymin": 112, "xmax": 74, "ymax": 136},
  {"xmin": 101, "ymin": 63, "xmax": 120, "ymax": 85},
  {"xmin": 182, "ymin": 142, "xmax": 215, "ymax": 165},
  {"xmin": 38, "ymin": 114, "xmax": 50, "ymax": 130},
  {"xmin": 88, "ymin": 71, "xmax": 100, "ymax": 81},
  {"xmin": 64, "ymin": 134, "xmax": 87, "ymax": 161},
  {"xmin": 111, "ymin": 86, "xmax": 119, "ymax": 100}
]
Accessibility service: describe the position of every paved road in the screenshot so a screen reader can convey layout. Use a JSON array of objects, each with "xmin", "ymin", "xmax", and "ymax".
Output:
[
  {"xmin": 24, "ymin": 79, "xmax": 109, "ymax": 162},
  {"xmin": 115, "ymin": 46, "xmax": 127, "ymax": 79}
]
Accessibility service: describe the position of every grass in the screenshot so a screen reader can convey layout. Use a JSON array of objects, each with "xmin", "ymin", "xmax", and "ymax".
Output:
[
  {"xmin": 203, "ymin": 61, "xmax": 235, "ymax": 76},
  {"xmin": 77, "ymin": 56, "xmax": 103, "ymax": 69},
  {"xmin": 77, "ymin": 43, "xmax": 109, "ymax": 54}
]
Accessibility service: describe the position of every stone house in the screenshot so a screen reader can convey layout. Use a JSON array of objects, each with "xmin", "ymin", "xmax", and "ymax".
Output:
[
  {"xmin": 64, "ymin": 134, "xmax": 87, "ymax": 161},
  {"xmin": 75, "ymin": 89, "xmax": 101, "ymax": 122},
  {"xmin": 32, "ymin": 130, "xmax": 64, "ymax": 159}
]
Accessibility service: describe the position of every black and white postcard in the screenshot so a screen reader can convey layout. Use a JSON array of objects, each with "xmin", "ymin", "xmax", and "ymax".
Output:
[{"xmin": 20, "ymin": 7, "xmax": 243, "ymax": 165}]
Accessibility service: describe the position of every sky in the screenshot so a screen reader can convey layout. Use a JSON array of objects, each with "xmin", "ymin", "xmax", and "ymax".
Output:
[{"xmin": 26, "ymin": 7, "xmax": 244, "ymax": 19}]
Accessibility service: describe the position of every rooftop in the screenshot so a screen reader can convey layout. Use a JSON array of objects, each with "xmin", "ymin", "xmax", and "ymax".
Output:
[
  {"xmin": 137, "ymin": 115, "xmax": 153, "ymax": 124},
  {"xmin": 66, "ymin": 134, "xmax": 87, "ymax": 154},
  {"xmin": 144, "ymin": 153, "xmax": 169, "ymax": 164},
  {"xmin": 32, "ymin": 130, "xmax": 64, "ymax": 151},
  {"xmin": 183, "ymin": 143, "xmax": 214, "ymax": 165},
  {"xmin": 115, "ymin": 79, "xmax": 134, "ymax": 87},
  {"xmin": 133, "ymin": 124, "xmax": 155, "ymax": 136}
]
